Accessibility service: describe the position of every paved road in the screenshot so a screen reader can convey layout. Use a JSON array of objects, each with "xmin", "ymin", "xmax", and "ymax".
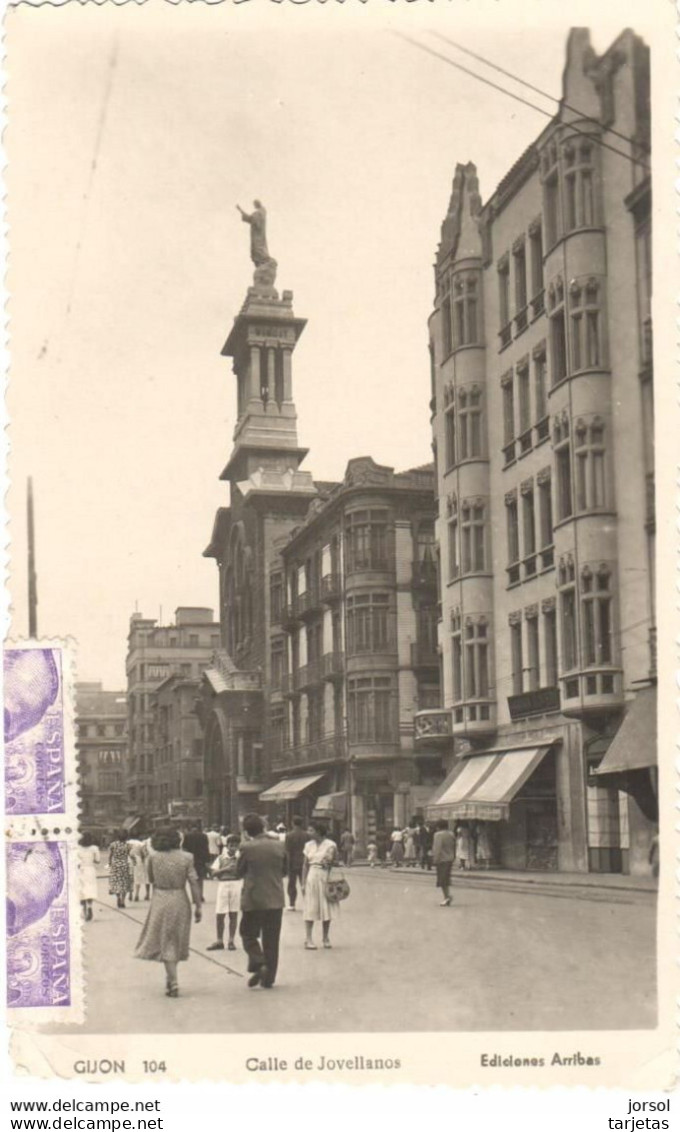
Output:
[{"xmin": 49, "ymin": 868, "xmax": 656, "ymax": 1034}]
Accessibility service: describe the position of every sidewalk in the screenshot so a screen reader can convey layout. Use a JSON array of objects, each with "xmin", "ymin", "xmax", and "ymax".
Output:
[{"xmin": 349, "ymin": 861, "xmax": 658, "ymax": 894}]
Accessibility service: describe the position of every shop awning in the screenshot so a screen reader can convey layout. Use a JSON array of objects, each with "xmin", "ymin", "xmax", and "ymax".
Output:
[
  {"xmin": 595, "ymin": 686, "xmax": 657, "ymax": 776},
  {"xmin": 425, "ymin": 746, "xmax": 552, "ymax": 822},
  {"xmin": 259, "ymin": 774, "xmax": 324, "ymax": 803},
  {"xmin": 312, "ymin": 793, "xmax": 347, "ymax": 819},
  {"xmin": 123, "ymin": 815, "xmax": 142, "ymax": 832}
]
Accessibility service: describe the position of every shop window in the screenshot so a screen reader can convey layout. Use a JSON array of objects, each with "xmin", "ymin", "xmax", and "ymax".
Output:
[
  {"xmin": 570, "ymin": 279, "xmax": 602, "ymax": 371},
  {"xmin": 581, "ymin": 566, "xmax": 613, "ymax": 666},
  {"xmin": 348, "ymin": 676, "xmax": 394, "ymax": 743},
  {"xmin": 574, "ymin": 418, "xmax": 606, "ymax": 511},
  {"xmin": 461, "ymin": 501, "xmax": 485, "ymax": 574},
  {"xmin": 465, "ymin": 617, "xmax": 489, "ymax": 699},
  {"xmin": 346, "ymin": 593, "xmax": 390, "ymax": 654}
]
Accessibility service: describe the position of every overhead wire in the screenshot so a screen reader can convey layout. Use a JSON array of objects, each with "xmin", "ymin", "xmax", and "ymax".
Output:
[
  {"xmin": 428, "ymin": 31, "xmax": 650, "ymax": 155},
  {"xmin": 392, "ymin": 32, "xmax": 650, "ymax": 174}
]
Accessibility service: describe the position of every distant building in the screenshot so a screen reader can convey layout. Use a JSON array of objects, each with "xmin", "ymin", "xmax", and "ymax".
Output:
[
  {"xmin": 125, "ymin": 607, "xmax": 220, "ymax": 819},
  {"xmin": 274, "ymin": 457, "xmax": 439, "ymax": 848},
  {"xmin": 76, "ymin": 682, "xmax": 127, "ymax": 832},
  {"xmin": 422, "ymin": 28, "xmax": 655, "ymax": 874},
  {"xmin": 150, "ymin": 673, "xmax": 205, "ymax": 821}
]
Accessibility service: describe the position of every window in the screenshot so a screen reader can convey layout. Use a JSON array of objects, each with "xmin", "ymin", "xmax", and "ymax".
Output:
[
  {"xmin": 533, "ymin": 345, "xmax": 547, "ymax": 426},
  {"xmin": 537, "ymin": 469, "xmax": 554, "ymax": 564},
  {"xmin": 348, "ymin": 676, "xmax": 394, "ymax": 742},
  {"xmin": 453, "ymin": 272, "xmax": 479, "ymax": 346},
  {"xmin": 498, "ymin": 255, "xmax": 511, "ymax": 347},
  {"xmin": 510, "ymin": 616, "xmax": 523, "ymax": 695},
  {"xmin": 189, "ymin": 634, "xmax": 199, "ymax": 647},
  {"xmin": 635, "ymin": 217, "xmax": 652, "ymax": 367},
  {"xmin": 502, "ymin": 372, "xmax": 515, "ymax": 462},
  {"xmin": 543, "ymin": 603, "xmax": 558, "ymax": 686},
  {"xmin": 445, "ymin": 405, "xmax": 456, "ymax": 468},
  {"xmin": 529, "ymin": 220, "xmax": 544, "ymax": 312},
  {"xmin": 448, "ymin": 514, "xmax": 459, "ymax": 581},
  {"xmin": 553, "ymin": 416, "xmax": 573, "ymax": 521},
  {"xmin": 513, "ymin": 238, "xmax": 528, "ymax": 331},
  {"xmin": 558, "ymin": 557, "xmax": 578, "ymax": 671},
  {"xmin": 346, "ymin": 593, "xmax": 390, "ymax": 654},
  {"xmin": 451, "ymin": 609, "xmax": 463, "ymax": 702},
  {"xmin": 505, "ymin": 491, "xmax": 520, "ymax": 582},
  {"xmin": 581, "ymin": 566, "xmax": 613, "ymax": 666},
  {"xmin": 526, "ymin": 613, "xmax": 540, "ymax": 691},
  {"xmin": 550, "ymin": 307, "xmax": 567, "ymax": 384},
  {"xmin": 517, "ymin": 361, "xmax": 531, "ymax": 449},
  {"xmin": 270, "ymin": 571, "xmax": 284, "ymax": 624},
  {"xmin": 574, "ymin": 418, "xmax": 606, "ymax": 511},
  {"xmin": 570, "ymin": 279, "xmax": 602, "ymax": 371},
  {"xmin": 459, "ymin": 387, "xmax": 482, "ymax": 459},
  {"xmin": 564, "ymin": 139, "xmax": 595, "ymax": 231},
  {"xmin": 441, "ymin": 283, "xmax": 452, "ymax": 357},
  {"xmin": 465, "ymin": 618, "xmax": 489, "ymax": 699},
  {"xmin": 521, "ymin": 482, "xmax": 536, "ymax": 572},
  {"xmin": 270, "ymin": 637, "xmax": 285, "ymax": 690},
  {"xmin": 461, "ymin": 502, "xmax": 485, "ymax": 574},
  {"xmin": 345, "ymin": 509, "xmax": 390, "ymax": 572}
]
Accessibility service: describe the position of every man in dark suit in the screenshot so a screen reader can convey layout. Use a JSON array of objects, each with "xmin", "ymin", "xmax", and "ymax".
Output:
[
  {"xmin": 237, "ymin": 813, "xmax": 287, "ymax": 988},
  {"xmin": 284, "ymin": 815, "xmax": 309, "ymax": 911}
]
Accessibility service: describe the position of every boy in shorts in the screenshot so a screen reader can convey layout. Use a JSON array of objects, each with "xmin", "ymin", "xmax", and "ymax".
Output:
[{"xmin": 207, "ymin": 834, "xmax": 242, "ymax": 951}]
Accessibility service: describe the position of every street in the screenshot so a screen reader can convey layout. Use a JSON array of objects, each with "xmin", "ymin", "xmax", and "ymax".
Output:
[{"xmin": 49, "ymin": 868, "xmax": 656, "ymax": 1034}]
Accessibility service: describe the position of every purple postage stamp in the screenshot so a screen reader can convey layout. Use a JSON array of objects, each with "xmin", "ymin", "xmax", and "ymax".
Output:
[
  {"xmin": 6, "ymin": 841, "xmax": 71, "ymax": 1009},
  {"xmin": 4, "ymin": 647, "xmax": 66, "ymax": 815}
]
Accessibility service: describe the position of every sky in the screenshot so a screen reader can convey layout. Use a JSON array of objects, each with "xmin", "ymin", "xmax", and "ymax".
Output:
[{"xmin": 5, "ymin": 2, "xmax": 656, "ymax": 689}]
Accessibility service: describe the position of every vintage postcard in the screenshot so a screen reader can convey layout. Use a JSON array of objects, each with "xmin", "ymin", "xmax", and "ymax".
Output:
[{"xmin": 3, "ymin": 0, "xmax": 676, "ymax": 1090}]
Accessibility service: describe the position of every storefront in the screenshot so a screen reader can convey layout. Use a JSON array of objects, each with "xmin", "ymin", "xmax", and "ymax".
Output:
[
  {"xmin": 258, "ymin": 773, "xmax": 325, "ymax": 828},
  {"xmin": 312, "ymin": 792, "xmax": 348, "ymax": 841},
  {"xmin": 425, "ymin": 744, "xmax": 558, "ymax": 871}
]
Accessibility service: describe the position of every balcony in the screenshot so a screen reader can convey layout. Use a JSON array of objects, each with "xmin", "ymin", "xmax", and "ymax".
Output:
[
  {"xmin": 514, "ymin": 306, "xmax": 528, "ymax": 336},
  {"xmin": 322, "ymin": 651, "xmax": 345, "ymax": 680},
  {"xmin": 518, "ymin": 427, "xmax": 533, "ymax": 456},
  {"xmin": 535, "ymin": 416, "xmax": 550, "ymax": 443},
  {"xmin": 508, "ymin": 686, "xmax": 560, "ymax": 721},
  {"xmin": 281, "ymin": 602, "xmax": 300, "ymax": 631},
  {"xmin": 451, "ymin": 700, "xmax": 496, "ymax": 736},
  {"xmin": 499, "ymin": 323, "xmax": 512, "ymax": 350},
  {"xmin": 410, "ymin": 641, "xmax": 439, "ymax": 670},
  {"xmin": 560, "ymin": 669, "xmax": 624, "ymax": 718},
  {"xmin": 297, "ymin": 588, "xmax": 322, "ymax": 620},
  {"xmin": 414, "ymin": 708, "xmax": 452, "ymax": 746},
  {"xmin": 531, "ymin": 290, "xmax": 545, "ymax": 319},
  {"xmin": 411, "ymin": 559, "xmax": 438, "ymax": 590},
  {"xmin": 271, "ymin": 732, "xmax": 347, "ymax": 772},
  {"xmin": 321, "ymin": 573, "xmax": 342, "ymax": 603},
  {"xmin": 297, "ymin": 659, "xmax": 322, "ymax": 690},
  {"xmin": 503, "ymin": 441, "xmax": 516, "ymax": 466}
]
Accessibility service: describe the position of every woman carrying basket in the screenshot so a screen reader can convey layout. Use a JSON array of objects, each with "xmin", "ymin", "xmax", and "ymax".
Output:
[{"xmin": 301, "ymin": 821, "xmax": 337, "ymax": 950}]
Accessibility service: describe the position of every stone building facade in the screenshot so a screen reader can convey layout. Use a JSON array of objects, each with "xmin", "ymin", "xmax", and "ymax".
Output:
[
  {"xmin": 125, "ymin": 607, "xmax": 219, "ymax": 819},
  {"xmin": 150, "ymin": 673, "xmax": 206, "ymax": 820},
  {"xmin": 422, "ymin": 28, "xmax": 655, "ymax": 874},
  {"xmin": 75, "ymin": 682, "xmax": 128, "ymax": 833},
  {"xmin": 270, "ymin": 458, "xmax": 439, "ymax": 849}
]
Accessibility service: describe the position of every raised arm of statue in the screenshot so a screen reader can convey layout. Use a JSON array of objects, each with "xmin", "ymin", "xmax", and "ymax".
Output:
[{"xmin": 236, "ymin": 199, "xmax": 269, "ymax": 266}]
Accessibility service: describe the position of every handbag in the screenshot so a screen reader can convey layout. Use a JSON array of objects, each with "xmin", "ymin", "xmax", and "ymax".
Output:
[{"xmin": 325, "ymin": 866, "xmax": 350, "ymax": 903}]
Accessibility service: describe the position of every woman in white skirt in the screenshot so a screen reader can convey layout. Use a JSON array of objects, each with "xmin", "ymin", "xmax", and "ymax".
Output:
[
  {"xmin": 128, "ymin": 837, "xmax": 149, "ymax": 902},
  {"xmin": 79, "ymin": 833, "xmax": 100, "ymax": 921},
  {"xmin": 302, "ymin": 821, "xmax": 337, "ymax": 950}
]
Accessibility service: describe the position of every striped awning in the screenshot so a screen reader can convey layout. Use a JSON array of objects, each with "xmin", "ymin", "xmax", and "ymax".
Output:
[
  {"xmin": 425, "ymin": 746, "xmax": 553, "ymax": 822},
  {"xmin": 259, "ymin": 774, "xmax": 324, "ymax": 803},
  {"xmin": 312, "ymin": 793, "xmax": 347, "ymax": 819}
]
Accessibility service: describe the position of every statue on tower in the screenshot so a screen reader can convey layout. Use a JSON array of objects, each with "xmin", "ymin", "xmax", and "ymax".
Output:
[{"xmin": 237, "ymin": 200, "xmax": 278, "ymax": 292}]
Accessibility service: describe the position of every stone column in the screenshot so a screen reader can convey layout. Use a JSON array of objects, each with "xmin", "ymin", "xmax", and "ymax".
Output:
[
  {"xmin": 248, "ymin": 346, "xmax": 261, "ymax": 402},
  {"xmin": 282, "ymin": 348, "xmax": 293, "ymax": 402},
  {"xmin": 267, "ymin": 346, "xmax": 276, "ymax": 407}
]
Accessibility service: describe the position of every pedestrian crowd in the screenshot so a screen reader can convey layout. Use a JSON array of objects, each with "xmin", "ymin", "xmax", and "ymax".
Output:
[{"xmin": 77, "ymin": 813, "xmax": 492, "ymax": 998}]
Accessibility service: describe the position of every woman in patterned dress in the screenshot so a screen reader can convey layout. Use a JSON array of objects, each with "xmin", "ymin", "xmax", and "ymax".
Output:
[
  {"xmin": 134, "ymin": 827, "xmax": 202, "ymax": 997},
  {"xmin": 108, "ymin": 830, "xmax": 132, "ymax": 909}
]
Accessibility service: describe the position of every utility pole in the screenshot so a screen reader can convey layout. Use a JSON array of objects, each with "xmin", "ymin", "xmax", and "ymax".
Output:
[{"xmin": 27, "ymin": 477, "xmax": 38, "ymax": 637}]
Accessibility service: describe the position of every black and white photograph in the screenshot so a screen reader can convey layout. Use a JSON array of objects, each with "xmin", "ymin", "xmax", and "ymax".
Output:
[{"xmin": 4, "ymin": 0, "xmax": 675, "ymax": 1088}]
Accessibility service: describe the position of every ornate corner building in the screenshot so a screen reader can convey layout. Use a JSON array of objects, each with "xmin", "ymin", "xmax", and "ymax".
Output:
[{"xmin": 422, "ymin": 28, "xmax": 655, "ymax": 874}]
